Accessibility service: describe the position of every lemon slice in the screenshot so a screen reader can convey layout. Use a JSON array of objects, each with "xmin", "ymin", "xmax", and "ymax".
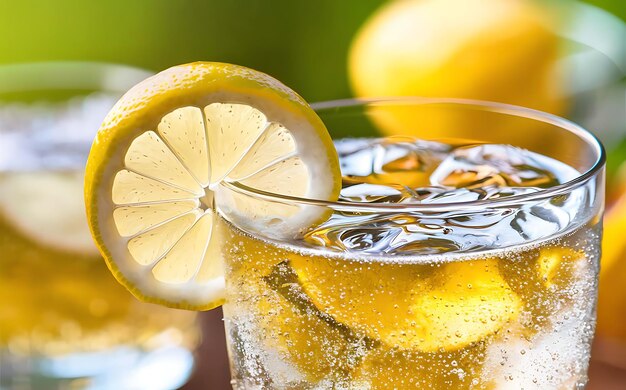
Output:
[
  {"xmin": 85, "ymin": 62, "xmax": 341, "ymax": 310},
  {"xmin": 290, "ymin": 255, "xmax": 521, "ymax": 352}
]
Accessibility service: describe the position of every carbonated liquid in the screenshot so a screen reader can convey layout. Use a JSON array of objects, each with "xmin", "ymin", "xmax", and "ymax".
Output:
[{"xmin": 222, "ymin": 137, "xmax": 601, "ymax": 389}]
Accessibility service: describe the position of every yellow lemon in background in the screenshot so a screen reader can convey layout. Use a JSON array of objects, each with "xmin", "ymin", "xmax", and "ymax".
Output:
[
  {"xmin": 597, "ymin": 163, "xmax": 626, "ymax": 345},
  {"xmin": 348, "ymin": 0, "xmax": 567, "ymax": 141}
]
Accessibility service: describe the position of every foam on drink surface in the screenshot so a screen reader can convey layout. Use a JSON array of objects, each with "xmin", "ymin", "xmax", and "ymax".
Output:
[{"xmin": 220, "ymin": 137, "xmax": 600, "ymax": 390}]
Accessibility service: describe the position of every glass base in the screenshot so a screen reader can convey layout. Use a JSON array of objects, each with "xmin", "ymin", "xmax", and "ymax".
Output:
[{"xmin": 0, "ymin": 345, "xmax": 194, "ymax": 390}]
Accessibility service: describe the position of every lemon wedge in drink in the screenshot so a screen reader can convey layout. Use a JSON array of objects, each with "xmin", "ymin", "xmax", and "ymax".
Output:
[
  {"xmin": 290, "ymin": 255, "xmax": 521, "ymax": 352},
  {"xmin": 85, "ymin": 62, "xmax": 341, "ymax": 310},
  {"xmin": 536, "ymin": 247, "xmax": 585, "ymax": 288}
]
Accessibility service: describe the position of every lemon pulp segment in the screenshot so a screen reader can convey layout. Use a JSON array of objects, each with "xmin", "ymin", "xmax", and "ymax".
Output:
[{"xmin": 85, "ymin": 62, "xmax": 340, "ymax": 310}]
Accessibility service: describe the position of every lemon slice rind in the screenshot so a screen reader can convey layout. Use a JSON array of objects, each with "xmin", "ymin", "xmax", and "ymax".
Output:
[{"xmin": 85, "ymin": 62, "xmax": 340, "ymax": 310}]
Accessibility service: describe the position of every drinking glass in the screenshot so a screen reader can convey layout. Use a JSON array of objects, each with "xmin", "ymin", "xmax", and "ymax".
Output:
[
  {"xmin": 216, "ymin": 98, "xmax": 605, "ymax": 389},
  {"xmin": 0, "ymin": 62, "xmax": 200, "ymax": 390}
]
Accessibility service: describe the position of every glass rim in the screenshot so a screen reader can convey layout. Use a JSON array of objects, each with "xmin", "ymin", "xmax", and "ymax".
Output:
[{"xmin": 222, "ymin": 97, "xmax": 606, "ymax": 212}]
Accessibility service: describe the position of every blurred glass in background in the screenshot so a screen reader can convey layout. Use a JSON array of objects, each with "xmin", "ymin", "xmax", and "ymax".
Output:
[{"xmin": 0, "ymin": 62, "xmax": 200, "ymax": 389}]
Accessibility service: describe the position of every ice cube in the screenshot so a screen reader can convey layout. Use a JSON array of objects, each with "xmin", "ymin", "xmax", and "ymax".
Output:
[
  {"xmin": 430, "ymin": 144, "xmax": 578, "ymax": 189},
  {"xmin": 337, "ymin": 137, "xmax": 450, "ymax": 187},
  {"xmin": 481, "ymin": 308, "xmax": 593, "ymax": 389},
  {"xmin": 410, "ymin": 185, "xmax": 538, "ymax": 204},
  {"xmin": 338, "ymin": 183, "xmax": 537, "ymax": 205},
  {"xmin": 305, "ymin": 191, "xmax": 582, "ymax": 256},
  {"xmin": 419, "ymin": 187, "xmax": 486, "ymax": 203},
  {"xmin": 339, "ymin": 183, "xmax": 411, "ymax": 203},
  {"xmin": 308, "ymin": 140, "xmax": 589, "ymax": 256}
]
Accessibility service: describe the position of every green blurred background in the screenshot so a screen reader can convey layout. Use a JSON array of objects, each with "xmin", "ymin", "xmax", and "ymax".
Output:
[
  {"xmin": 0, "ymin": 0, "xmax": 383, "ymax": 102},
  {"xmin": 0, "ymin": 0, "xmax": 622, "ymax": 156},
  {"xmin": 0, "ymin": 0, "xmax": 618, "ymax": 102}
]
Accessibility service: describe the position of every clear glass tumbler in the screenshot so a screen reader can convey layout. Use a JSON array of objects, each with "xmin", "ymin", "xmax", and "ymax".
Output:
[
  {"xmin": 216, "ymin": 98, "xmax": 605, "ymax": 389},
  {"xmin": 0, "ymin": 62, "xmax": 200, "ymax": 390}
]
